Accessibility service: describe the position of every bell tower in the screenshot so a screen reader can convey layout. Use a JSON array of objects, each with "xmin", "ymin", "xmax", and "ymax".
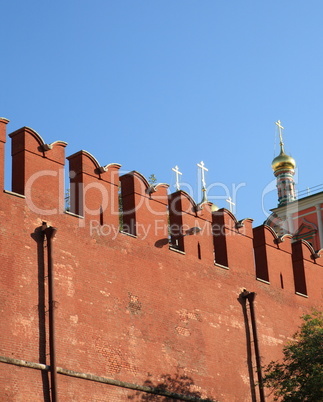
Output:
[{"xmin": 271, "ymin": 120, "xmax": 296, "ymax": 207}]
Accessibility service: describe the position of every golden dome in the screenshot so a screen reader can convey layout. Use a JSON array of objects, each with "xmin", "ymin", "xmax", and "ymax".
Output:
[
  {"xmin": 272, "ymin": 146, "xmax": 296, "ymax": 172},
  {"xmin": 211, "ymin": 203, "xmax": 219, "ymax": 212}
]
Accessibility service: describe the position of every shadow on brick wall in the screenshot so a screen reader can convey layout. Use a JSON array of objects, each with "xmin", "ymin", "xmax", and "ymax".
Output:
[{"xmin": 127, "ymin": 371, "xmax": 214, "ymax": 401}]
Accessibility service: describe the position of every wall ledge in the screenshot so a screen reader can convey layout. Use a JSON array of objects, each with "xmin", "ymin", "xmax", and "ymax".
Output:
[
  {"xmin": 3, "ymin": 190, "xmax": 25, "ymax": 199},
  {"xmin": 214, "ymin": 263, "xmax": 229, "ymax": 270},
  {"xmin": 295, "ymin": 292, "xmax": 308, "ymax": 298},
  {"xmin": 64, "ymin": 210, "xmax": 84, "ymax": 219},
  {"xmin": 256, "ymin": 278, "xmax": 270, "ymax": 285},
  {"xmin": 120, "ymin": 231, "xmax": 137, "ymax": 239},
  {"xmin": 169, "ymin": 246, "xmax": 186, "ymax": 255}
]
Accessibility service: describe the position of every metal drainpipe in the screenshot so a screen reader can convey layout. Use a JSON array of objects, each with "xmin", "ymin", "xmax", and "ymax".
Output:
[
  {"xmin": 42, "ymin": 223, "xmax": 58, "ymax": 402},
  {"xmin": 241, "ymin": 290, "xmax": 265, "ymax": 402}
]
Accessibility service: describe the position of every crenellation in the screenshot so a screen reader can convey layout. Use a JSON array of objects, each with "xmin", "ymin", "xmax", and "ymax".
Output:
[
  {"xmin": 67, "ymin": 150, "xmax": 121, "ymax": 231},
  {"xmin": 168, "ymin": 190, "xmax": 214, "ymax": 261},
  {"xmin": 0, "ymin": 117, "xmax": 9, "ymax": 191},
  {"xmin": 0, "ymin": 117, "xmax": 9, "ymax": 141},
  {"xmin": 213, "ymin": 209, "xmax": 255, "ymax": 273},
  {"xmin": 0, "ymin": 121, "xmax": 319, "ymax": 292},
  {"xmin": 1, "ymin": 119, "xmax": 322, "ymax": 401},
  {"xmin": 120, "ymin": 171, "xmax": 169, "ymax": 242},
  {"xmin": 292, "ymin": 240, "xmax": 323, "ymax": 301},
  {"xmin": 8, "ymin": 126, "xmax": 67, "ymax": 214},
  {"xmin": 253, "ymin": 225, "xmax": 295, "ymax": 292},
  {"xmin": 292, "ymin": 240, "xmax": 310, "ymax": 296},
  {"xmin": 168, "ymin": 190, "xmax": 185, "ymax": 251}
]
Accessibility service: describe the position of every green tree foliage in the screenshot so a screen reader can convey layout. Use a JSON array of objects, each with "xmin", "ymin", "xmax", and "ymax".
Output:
[
  {"xmin": 263, "ymin": 310, "xmax": 323, "ymax": 401},
  {"xmin": 65, "ymin": 188, "xmax": 70, "ymax": 211},
  {"xmin": 148, "ymin": 174, "xmax": 157, "ymax": 186}
]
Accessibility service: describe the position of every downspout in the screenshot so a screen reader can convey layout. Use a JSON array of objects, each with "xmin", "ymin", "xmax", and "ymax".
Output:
[
  {"xmin": 241, "ymin": 290, "xmax": 265, "ymax": 402},
  {"xmin": 42, "ymin": 223, "xmax": 58, "ymax": 402}
]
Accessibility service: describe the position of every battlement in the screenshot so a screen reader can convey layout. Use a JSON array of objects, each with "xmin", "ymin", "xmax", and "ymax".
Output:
[
  {"xmin": 1, "ymin": 118, "xmax": 323, "ymax": 401},
  {"xmin": 1, "ymin": 119, "xmax": 322, "ymax": 303}
]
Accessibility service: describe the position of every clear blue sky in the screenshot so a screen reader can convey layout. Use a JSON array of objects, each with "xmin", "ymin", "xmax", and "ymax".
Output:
[{"xmin": 1, "ymin": 0, "xmax": 323, "ymax": 225}]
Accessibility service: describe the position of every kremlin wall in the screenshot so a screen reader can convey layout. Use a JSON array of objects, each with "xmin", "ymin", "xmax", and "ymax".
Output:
[{"xmin": 0, "ymin": 118, "xmax": 322, "ymax": 401}]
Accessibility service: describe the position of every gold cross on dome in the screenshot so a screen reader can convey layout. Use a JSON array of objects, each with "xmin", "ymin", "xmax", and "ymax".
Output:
[
  {"xmin": 197, "ymin": 161, "xmax": 208, "ymax": 189},
  {"xmin": 275, "ymin": 120, "xmax": 284, "ymax": 145},
  {"xmin": 197, "ymin": 161, "xmax": 209, "ymax": 188}
]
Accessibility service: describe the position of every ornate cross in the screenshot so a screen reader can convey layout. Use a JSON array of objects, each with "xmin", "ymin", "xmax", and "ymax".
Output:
[
  {"xmin": 172, "ymin": 165, "xmax": 182, "ymax": 191},
  {"xmin": 275, "ymin": 120, "xmax": 284, "ymax": 145},
  {"xmin": 226, "ymin": 196, "xmax": 235, "ymax": 213},
  {"xmin": 197, "ymin": 161, "xmax": 208, "ymax": 189}
]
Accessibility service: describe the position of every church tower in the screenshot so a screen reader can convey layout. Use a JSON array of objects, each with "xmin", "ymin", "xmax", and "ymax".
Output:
[
  {"xmin": 271, "ymin": 120, "xmax": 296, "ymax": 207},
  {"xmin": 267, "ymin": 121, "xmax": 323, "ymax": 250}
]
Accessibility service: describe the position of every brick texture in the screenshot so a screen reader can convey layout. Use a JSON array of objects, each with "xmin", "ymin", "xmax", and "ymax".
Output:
[{"xmin": 0, "ymin": 122, "xmax": 322, "ymax": 401}]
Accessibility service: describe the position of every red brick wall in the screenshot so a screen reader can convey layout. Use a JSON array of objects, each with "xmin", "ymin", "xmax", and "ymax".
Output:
[{"xmin": 1, "ymin": 122, "xmax": 322, "ymax": 401}]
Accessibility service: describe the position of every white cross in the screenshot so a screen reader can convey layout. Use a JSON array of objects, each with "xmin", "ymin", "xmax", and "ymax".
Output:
[
  {"xmin": 226, "ymin": 196, "xmax": 235, "ymax": 213},
  {"xmin": 275, "ymin": 120, "xmax": 284, "ymax": 145},
  {"xmin": 197, "ymin": 161, "xmax": 208, "ymax": 188},
  {"xmin": 172, "ymin": 165, "xmax": 182, "ymax": 191}
]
